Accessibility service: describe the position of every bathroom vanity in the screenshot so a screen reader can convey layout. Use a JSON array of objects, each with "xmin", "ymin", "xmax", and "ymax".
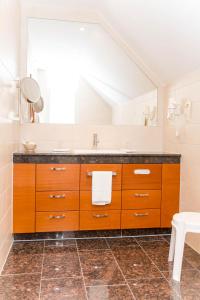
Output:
[{"xmin": 13, "ymin": 152, "xmax": 181, "ymax": 233}]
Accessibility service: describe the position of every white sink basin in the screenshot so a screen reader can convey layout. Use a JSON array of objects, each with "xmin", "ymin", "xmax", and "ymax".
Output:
[{"xmin": 73, "ymin": 149, "xmax": 136, "ymax": 154}]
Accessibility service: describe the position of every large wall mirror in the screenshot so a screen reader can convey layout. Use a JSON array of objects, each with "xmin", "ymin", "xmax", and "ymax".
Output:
[{"xmin": 27, "ymin": 18, "xmax": 158, "ymax": 126}]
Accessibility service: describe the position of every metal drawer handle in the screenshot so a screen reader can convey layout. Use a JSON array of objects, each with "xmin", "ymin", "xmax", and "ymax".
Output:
[
  {"xmin": 93, "ymin": 214, "xmax": 109, "ymax": 218},
  {"xmin": 49, "ymin": 194, "xmax": 66, "ymax": 199},
  {"xmin": 134, "ymin": 169, "xmax": 151, "ymax": 175},
  {"xmin": 87, "ymin": 171, "xmax": 117, "ymax": 176},
  {"xmin": 134, "ymin": 193, "xmax": 149, "ymax": 197},
  {"xmin": 50, "ymin": 167, "xmax": 66, "ymax": 171},
  {"xmin": 49, "ymin": 215, "xmax": 65, "ymax": 220},
  {"xmin": 133, "ymin": 213, "xmax": 149, "ymax": 217}
]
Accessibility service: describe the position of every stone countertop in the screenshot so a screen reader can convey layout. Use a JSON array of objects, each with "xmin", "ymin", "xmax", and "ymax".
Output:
[{"xmin": 13, "ymin": 151, "xmax": 181, "ymax": 164}]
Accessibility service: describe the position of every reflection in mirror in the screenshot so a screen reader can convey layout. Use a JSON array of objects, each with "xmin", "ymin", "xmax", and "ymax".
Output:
[{"xmin": 27, "ymin": 18, "xmax": 158, "ymax": 126}]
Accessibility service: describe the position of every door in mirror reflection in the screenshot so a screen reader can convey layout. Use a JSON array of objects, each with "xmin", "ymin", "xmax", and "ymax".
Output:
[{"xmin": 27, "ymin": 18, "xmax": 158, "ymax": 126}]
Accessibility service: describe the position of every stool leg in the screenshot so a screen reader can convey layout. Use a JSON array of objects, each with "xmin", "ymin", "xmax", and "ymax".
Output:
[
  {"xmin": 168, "ymin": 225, "xmax": 176, "ymax": 262},
  {"xmin": 172, "ymin": 227, "xmax": 185, "ymax": 282}
]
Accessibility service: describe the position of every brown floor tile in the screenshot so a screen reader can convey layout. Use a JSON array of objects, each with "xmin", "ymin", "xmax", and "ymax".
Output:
[
  {"xmin": 122, "ymin": 228, "xmax": 171, "ymax": 237},
  {"xmin": 11, "ymin": 241, "xmax": 44, "ymax": 255},
  {"xmin": 79, "ymin": 250, "xmax": 125, "ymax": 286},
  {"xmin": 140, "ymin": 239, "xmax": 169, "ymax": 250},
  {"xmin": 106, "ymin": 237, "xmax": 137, "ymax": 249},
  {"xmin": 140, "ymin": 240, "xmax": 194, "ymax": 272},
  {"xmin": 42, "ymin": 252, "xmax": 81, "ymax": 279},
  {"xmin": 77, "ymin": 238, "xmax": 109, "ymax": 251},
  {"xmin": 45, "ymin": 239, "xmax": 76, "ymax": 247},
  {"xmin": 2, "ymin": 254, "xmax": 43, "ymax": 275},
  {"xmin": 128, "ymin": 277, "xmax": 178, "ymax": 300},
  {"xmin": 44, "ymin": 245, "xmax": 77, "ymax": 254},
  {"xmin": 163, "ymin": 269, "xmax": 200, "ymax": 299},
  {"xmin": 163, "ymin": 235, "xmax": 171, "ymax": 243},
  {"xmin": 40, "ymin": 277, "xmax": 86, "ymax": 300},
  {"xmin": 86, "ymin": 285, "xmax": 133, "ymax": 300},
  {"xmin": 136, "ymin": 235, "xmax": 166, "ymax": 243},
  {"xmin": 75, "ymin": 230, "xmax": 121, "ymax": 238},
  {"xmin": 112, "ymin": 246, "xmax": 162, "ymax": 280},
  {"xmin": 183, "ymin": 244, "xmax": 200, "ymax": 269},
  {"xmin": 0, "ymin": 274, "xmax": 40, "ymax": 300}
]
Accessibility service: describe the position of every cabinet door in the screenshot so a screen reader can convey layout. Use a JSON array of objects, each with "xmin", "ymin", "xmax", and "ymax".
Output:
[
  {"xmin": 80, "ymin": 210, "xmax": 121, "ymax": 230},
  {"xmin": 36, "ymin": 164, "xmax": 80, "ymax": 191},
  {"xmin": 121, "ymin": 209, "xmax": 160, "ymax": 229},
  {"xmin": 13, "ymin": 164, "xmax": 36, "ymax": 233},
  {"xmin": 122, "ymin": 190, "xmax": 161, "ymax": 209},
  {"xmin": 161, "ymin": 164, "xmax": 180, "ymax": 227},
  {"xmin": 36, "ymin": 211, "xmax": 79, "ymax": 232},
  {"xmin": 80, "ymin": 164, "xmax": 122, "ymax": 190},
  {"xmin": 36, "ymin": 191, "xmax": 79, "ymax": 211},
  {"xmin": 122, "ymin": 164, "xmax": 162, "ymax": 190}
]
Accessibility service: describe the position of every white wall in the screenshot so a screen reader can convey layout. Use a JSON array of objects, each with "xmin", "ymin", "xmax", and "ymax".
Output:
[
  {"xmin": 0, "ymin": 0, "xmax": 20, "ymax": 272},
  {"xmin": 20, "ymin": 123, "xmax": 162, "ymax": 152},
  {"xmin": 75, "ymin": 78, "xmax": 112, "ymax": 125},
  {"xmin": 164, "ymin": 69, "xmax": 200, "ymax": 253},
  {"xmin": 19, "ymin": 0, "xmax": 163, "ymax": 151},
  {"xmin": 113, "ymin": 89, "xmax": 157, "ymax": 125}
]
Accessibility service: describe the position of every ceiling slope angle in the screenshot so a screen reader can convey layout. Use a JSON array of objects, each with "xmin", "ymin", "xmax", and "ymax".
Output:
[{"xmin": 97, "ymin": 0, "xmax": 200, "ymax": 84}]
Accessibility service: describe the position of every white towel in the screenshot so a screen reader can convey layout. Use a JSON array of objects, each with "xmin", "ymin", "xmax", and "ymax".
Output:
[{"xmin": 92, "ymin": 171, "xmax": 112, "ymax": 205}]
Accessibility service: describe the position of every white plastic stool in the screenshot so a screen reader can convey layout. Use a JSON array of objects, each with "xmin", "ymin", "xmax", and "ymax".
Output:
[{"xmin": 168, "ymin": 212, "xmax": 200, "ymax": 281}]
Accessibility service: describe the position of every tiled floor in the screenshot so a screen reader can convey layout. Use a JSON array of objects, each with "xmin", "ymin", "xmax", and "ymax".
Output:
[{"xmin": 1, "ymin": 235, "xmax": 200, "ymax": 299}]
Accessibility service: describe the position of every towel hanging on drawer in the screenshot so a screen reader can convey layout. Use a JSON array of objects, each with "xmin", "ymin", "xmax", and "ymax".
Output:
[{"xmin": 92, "ymin": 171, "xmax": 112, "ymax": 205}]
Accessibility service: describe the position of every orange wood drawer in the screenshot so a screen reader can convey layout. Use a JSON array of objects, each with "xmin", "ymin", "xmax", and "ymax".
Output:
[
  {"xmin": 122, "ymin": 164, "xmax": 162, "ymax": 190},
  {"xmin": 80, "ymin": 191, "xmax": 121, "ymax": 211},
  {"xmin": 36, "ymin": 191, "xmax": 79, "ymax": 211},
  {"xmin": 36, "ymin": 211, "xmax": 79, "ymax": 232},
  {"xmin": 122, "ymin": 190, "xmax": 161, "ymax": 209},
  {"xmin": 36, "ymin": 164, "xmax": 80, "ymax": 191},
  {"xmin": 121, "ymin": 209, "xmax": 160, "ymax": 229},
  {"xmin": 80, "ymin": 210, "xmax": 121, "ymax": 230},
  {"xmin": 80, "ymin": 164, "xmax": 122, "ymax": 190}
]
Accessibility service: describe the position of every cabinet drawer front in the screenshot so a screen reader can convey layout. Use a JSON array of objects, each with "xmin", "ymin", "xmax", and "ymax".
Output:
[
  {"xmin": 80, "ymin": 164, "xmax": 122, "ymax": 191},
  {"xmin": 122, "ymin": 164, "xmax": 162, "ymax": 190},
  {"xmin": 13, "ymin": 164, "xmax": 36, "ymax": 233},
  {"xmin": 80, "ymin": 191, "xmax": 121, "ymax": 210},
  {"xmin": 122, "ymin": 190, "xmax": 161, "ymax": 209},
  {"xmin": 80, "ymin": 210, "xmax": 121, "ymax": 230},
  {"xmin": 36, "ymin": 164, "xmax": 80, "ymax": 191},
  {"xmin": 36, "ymin": 191, "xmax": 79, "ymax": 211},
  {"xmin": 36, "ymin": 211, "xmax": 79, "ymax": 232},
  {"xmin": 121, "ymin": 209, "xmax": 160, "ymax": 229}
]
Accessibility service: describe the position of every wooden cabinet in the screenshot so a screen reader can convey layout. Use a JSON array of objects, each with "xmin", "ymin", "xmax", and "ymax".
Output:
[
  {"xmin": 161, "ymin": 164, "xmax": 180, "ymax": 227},
  {"xmin": 80, "ymin": 164, "xmax": 122, "ymax": 190},
  {"xmin": 80, "ymin": 210, "xmax": 121, "ymax": 230},
  {"xmin": 122, "ymin": 190, "xmax": 161, "ymax": 209},
  {"xmin": 36, "ymin": 164, "xmax": 80, "ymax": 191},
  {"xmin": 13, "ymin": 162, "xmax": 180, "ymax": 233},
  {"xmin": 13, "ymin": 164, "xmax": 36, "ymax": 233},
  {"xmin": 36, "ymin": 191, "xmax": 79, "ymax": 211},
  {"xmin": 36, "ymin": 211, "xmax": 79, "ymax": 232},
  {"xmin": 122, "ymin": 164, "xmax": 162, "ymax": 189},
  {"xmin": 121, "ymin": 209, "xmax": 160, "ymax": 229}
]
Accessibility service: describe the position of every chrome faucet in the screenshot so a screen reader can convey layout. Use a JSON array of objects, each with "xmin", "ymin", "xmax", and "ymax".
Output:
[{"xmin": 92, "ymin": 133, "xmax": 100, "ymax": 149}]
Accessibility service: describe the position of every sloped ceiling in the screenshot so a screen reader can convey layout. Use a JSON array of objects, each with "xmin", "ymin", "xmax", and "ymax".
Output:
[
  {"xmin": 98, "ymin": 0, "xmax": 200, "ymax": 84},
  {"xmin": 21, "ymin": 0, "xmax": 200, "ymax": 84}
]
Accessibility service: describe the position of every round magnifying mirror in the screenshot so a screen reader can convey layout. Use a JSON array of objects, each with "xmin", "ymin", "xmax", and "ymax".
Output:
[
  {"xmin": 20, "ymin": 77, "xmax": 41, "ymax": 103},
  {"xmin": 32, "ymin": 97, "xmax": 44, "ymax": 113}
]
